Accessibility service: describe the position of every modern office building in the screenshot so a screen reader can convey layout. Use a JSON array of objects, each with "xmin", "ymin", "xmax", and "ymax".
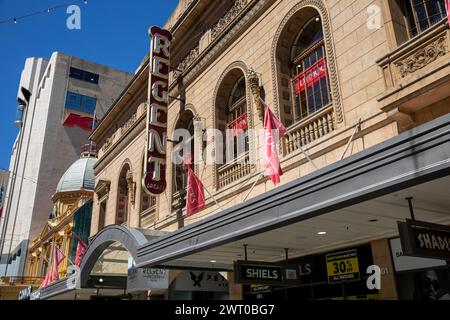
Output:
[{"xmin": 0, "ymin": 53, "xmax": 133, "ymax": 277}]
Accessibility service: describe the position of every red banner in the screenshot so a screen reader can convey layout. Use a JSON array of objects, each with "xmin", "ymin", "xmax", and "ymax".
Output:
[
  {"xmin": 228, "ymin": 113, "xmax": 248, "ymax": 136},
  {"xmin": 446, "ymin": 0, "xmax": 450, "ymax": 25},
  {"xmin": 294, "ymin": 59, "xmax": 327, "ymax": 95},
  {"xmin": 63, "ymin": 113, "xmax": 96, "ymax": 131}
]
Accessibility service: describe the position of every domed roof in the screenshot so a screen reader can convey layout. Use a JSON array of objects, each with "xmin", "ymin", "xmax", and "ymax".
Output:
[{"xmin": 56, "ymin": 156, "xmax": 97, "ymax": 193}]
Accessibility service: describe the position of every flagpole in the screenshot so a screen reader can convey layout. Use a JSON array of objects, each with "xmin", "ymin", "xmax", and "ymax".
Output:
[
  {"xmin": 340, "ymin": 118, "xmax": 361, "ymax": 161},
  {"xmin": 243, "ymin": 171, "xmax": 265, "ymax": 202},
  {"xmin": 203, "ymin": 184, "xmax": 223, "ymax": 210}
]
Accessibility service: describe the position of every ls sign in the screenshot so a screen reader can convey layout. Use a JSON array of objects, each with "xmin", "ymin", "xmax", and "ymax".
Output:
[{"xmin": 143, "ymin": 26, "xmax": 173, "ymax": 195}]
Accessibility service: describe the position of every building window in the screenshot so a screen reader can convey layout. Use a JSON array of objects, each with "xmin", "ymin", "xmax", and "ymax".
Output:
[
  {"xmin": 65, "ymin": 92, "xmax": 97, "ymax": 114},
  {"xmin": 400, "ymin": 0, "xmax": 448, "ymax": 38},
  {"xmin": 225, "ymin": 75, "xmax": 249, "ymax": 162},
  {"xmin": 172, "ymin": 110, "xmax": 195, "ymax": 212},
  {"xmin": 116, "ymin": 164, "xmax": 131, "ymax": 225},
  {"xmin": 69, "ymin": 67, "xmax": 99, "ymax": 84},
  {"xmin": 290, "ymin": 16, "xmax": 331, "ymax": 123},
  {"xmin": 99, "ymin": 201, "xmax": 106, "ymax": 230}
]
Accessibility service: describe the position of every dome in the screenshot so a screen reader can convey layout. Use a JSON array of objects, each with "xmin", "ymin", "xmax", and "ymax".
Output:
[{"xmin": 56, "ymin": 156, "xmax": 97, "ymax": 193}]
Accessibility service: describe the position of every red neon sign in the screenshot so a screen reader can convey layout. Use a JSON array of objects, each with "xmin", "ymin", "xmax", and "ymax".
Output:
[
  {"xmin": 294, "ymin": 58, "xmax": 327, "ymax": 95},
  {"xmin": 143, "ymin": 26, "xmax": 173, "ymax": 195}
]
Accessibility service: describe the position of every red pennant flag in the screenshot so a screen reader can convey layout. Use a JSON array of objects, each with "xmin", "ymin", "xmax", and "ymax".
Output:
[
  {"xmin": 262, "ymin": 103, "xmax": 286, "ymax": 185},
  {"xmin": 186, "ymin": 165, "xmax": 206, "ymax": 217},
  {"xmin": 0, "ymin": 207, "xmax": 3, "ymax": 219},
  {"xmin": 75, "ymin": 238, "xmax": 87, "ymax": 267},
  {"xmin": 39, "ymin": 271, "xmax": 52, "ymax": 289},
  {"xmin": 50, "ymin": 246, "xmax": 65, "ymax": 282},
  {"xmin": 446, "ymin": 0, "xmax": 450, "ymax": 25}
]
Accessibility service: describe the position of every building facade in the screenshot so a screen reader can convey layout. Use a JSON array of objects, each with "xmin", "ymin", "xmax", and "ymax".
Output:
[
  {"xmin": 32, "ymin": 0, "xmax": 450, "ymax": 300},
  {"xmin": 26, "ymin": 146, "xmax": 96, "ymax": 281},
  {"xmin": 0, "ymin": 53, "xmax": 133, "ymax": 277}
]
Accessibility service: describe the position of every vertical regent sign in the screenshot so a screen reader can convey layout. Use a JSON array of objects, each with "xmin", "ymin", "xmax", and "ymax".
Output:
[{"xmin": 143, "ymin": 26, "xmax": 173, "ymax": 195}]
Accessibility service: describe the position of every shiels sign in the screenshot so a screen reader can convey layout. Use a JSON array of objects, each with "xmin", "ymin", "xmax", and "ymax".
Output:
[
  {"xmin": 234, "ymin": 261, "xmax": 300, "ymax": 286},
  {"xmin": 143, "ymin": 26, "xmax": 173, "ymax": 195},
  {"xmin": 398, "ymin": 220, "xmax": 450, "ymax": 260}
]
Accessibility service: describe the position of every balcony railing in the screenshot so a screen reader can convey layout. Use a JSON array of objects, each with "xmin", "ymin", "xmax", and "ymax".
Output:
[
  {"xmin": 283, "ymin": 105, "xmax": 335, "ymax": 155},
  {"xmin": 378, "ymin": 22, "xmax": 449, "ymax": 89},
  {"xmin": 218, "ymin": 152, "xmax": 253, "ymax": 189}
]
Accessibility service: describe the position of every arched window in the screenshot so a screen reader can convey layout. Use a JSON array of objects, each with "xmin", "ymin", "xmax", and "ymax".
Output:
[
  {"xmin": 290, "ymin": 15, "xmax": 331, "ymax": 123},
  {"xmin": 226, "ymin": 75, "xmax": 249, "ymax": 161},
  {"xmin": 116, "ymin": 164, "xmax": 131, "ymax": 225},
  {"xmin": 215, "ymin": 67, "xmax": 252, "ymax": 188},
  {"xmin": 172, "ymin": 110, "xmax": 195, "ymax": 212}
]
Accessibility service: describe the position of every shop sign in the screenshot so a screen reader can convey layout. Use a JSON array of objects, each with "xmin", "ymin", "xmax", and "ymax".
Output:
[
  {"xmin": 127, "ymin": 268, "xmax": 169, "ymax": 293},
  {"xmin": 234, "ymin": 261, "xmax": 300, "ymax": 286},
  {"xmin": 390, "ymin": 238, "xmax": 447, "ymax": 272},
  {"xmin": 174, "ymin": 271, "xmax": 228, "ymax": 292},
  {"xmin": 143, "ymin": 26, "xmax": 173, "ymax": 196},
  {"xmin": 18, "ymin": 286, "xmax": 32, "ymax": 300},
  {"xmin": 398, "ymin": 220, "xmax": 450, "ymax": 260},
  {"xmin": 326, "ymin": 249, "xmax": 360, "ymax": 284}
]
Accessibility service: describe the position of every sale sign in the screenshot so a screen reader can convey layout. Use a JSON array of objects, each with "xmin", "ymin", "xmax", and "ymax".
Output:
[
  {"xmin": 143, "ymin": 26, "xmax": 173, "ymax": 195},
  {"xmin": 326, "ymin": 249, "xmax": 360, "ymax": 284},
  {"xmin": 294, "ymin": 58, "xmax": 327, "ymax": 95}
]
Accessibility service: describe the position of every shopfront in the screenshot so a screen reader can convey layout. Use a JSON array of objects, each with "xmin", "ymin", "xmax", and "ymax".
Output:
[
  {"xmin": 390, "ymin": 238, "xmax": 450, "ymax": 300},
  {"xmin": 243, "ymin": 244, "xmax": 378, "ymax": 301}
]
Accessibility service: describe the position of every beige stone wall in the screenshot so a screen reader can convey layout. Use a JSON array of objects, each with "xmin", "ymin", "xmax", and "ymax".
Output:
[
  {"xmin": 158, "ymin": 0, "xmax": 398, "ymax": 227},
  {"xmin": 91, "ymin": 0, "xmax": 450, "ymax": 237}
]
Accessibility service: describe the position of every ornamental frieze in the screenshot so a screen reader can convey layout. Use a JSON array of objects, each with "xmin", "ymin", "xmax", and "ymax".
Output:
[
  {"xmin": 395, "ymin": 36, "xmax": 448, "ymax": 78},
  {"xmin": 171, "ymin": 0, "xmax": 257, "ymax": 82},
  {"xmin": 211, "ymin": 0, "xmax": 251, "ymax": 40}
]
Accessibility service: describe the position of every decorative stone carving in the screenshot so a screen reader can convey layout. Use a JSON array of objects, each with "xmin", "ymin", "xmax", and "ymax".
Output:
[
  {"xmin": 120, "ymin": 113, "xmax": 138, "ymax": 135},
  {"xmin": 173, "ymin": 46, "xmax": 200, "ymax": 79},
  {"xmin": 211, "ymin": 0, "xmax": 251, "ymax": 39},
  {"xmin": 395, "ymin": 36, "xmax": 447, "ymax": 78},
  {"xmin": 172, "ymin": 0, "xmax": 256, "ymax": 81},
  {"xmin": 247, "ymin": 68, "xmax": 263, "ymax": 122},
  {"xmin": 102, "ymin": 133, "xmax": 116, "ymax": 152}
]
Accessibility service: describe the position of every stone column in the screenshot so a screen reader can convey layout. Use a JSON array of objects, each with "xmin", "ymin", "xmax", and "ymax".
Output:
[
  {"xmin": 371, "ymin": 239, "xmax": 399, "ymax": 300},
  {"xmin": 227, "ymin": 271, "xmax": 243, "ymax": 300}
]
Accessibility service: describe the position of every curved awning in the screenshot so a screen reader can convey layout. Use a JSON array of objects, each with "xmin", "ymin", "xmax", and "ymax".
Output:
[{"xmin": 77, "ymin": 225, "xmax": 166, "ymax": 288}]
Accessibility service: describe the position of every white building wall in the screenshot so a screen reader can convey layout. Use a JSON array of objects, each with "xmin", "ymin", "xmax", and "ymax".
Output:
[{"xmin": 0, "ymin": 53, "xmax": 133, "ymax": 276}]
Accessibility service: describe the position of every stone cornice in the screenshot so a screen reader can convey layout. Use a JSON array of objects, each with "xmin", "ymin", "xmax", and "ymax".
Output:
[
  {"xmin": 169, "ymin": 0, "xmax": 275, "ymax": 96},
  {"xmin": 94, "ymin": 113, "xmax": 147, "ymax": 175}
]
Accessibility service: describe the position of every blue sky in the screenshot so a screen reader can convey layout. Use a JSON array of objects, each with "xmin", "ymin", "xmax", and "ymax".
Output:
[{"xmin": 0, "ymin": 0, "xmax": 178, "ymax": 170}]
